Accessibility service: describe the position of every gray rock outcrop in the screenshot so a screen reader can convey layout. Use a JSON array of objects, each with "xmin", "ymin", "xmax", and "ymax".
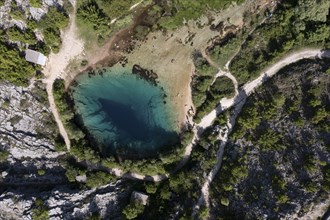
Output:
[{"xmin": 0, "ymin": 82, "xmax": 127, "ymax": 219}]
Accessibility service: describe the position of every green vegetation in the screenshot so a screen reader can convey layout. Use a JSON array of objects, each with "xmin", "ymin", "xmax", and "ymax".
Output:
[
  {"xmin": 157, "ymin": 0, "xmax": 244, "ymax": 30},
  {"xmin": 0, "ymin": 149, "xmax": 9, "ymax": 163},
  {"xmin": 76, "ymin": 0, "xmax": 111, "ymax": 43},
  {"xmin": 196, "ymin": 76, "xmax": 235, "ymax": 122},
  {"xmin": 65, "ymin": 162, "xmax": 87, "ymax": 183},
  {"xmin": 142, "ymin": 168, "xmax": 200, "ymax": 218},
  {"xmin": 53, "ymin": 78, "xmax": 194, "ymax": 178},
  {"xmin": 7, "ymin": 27, "xmax": 37, "ymax": 45},
  {"xmin": 122, "ymin": 201, "xmax": 145, "ymax": 220},
  {"xmin": 198, "ymin": 206, "xmax": 209, "ymax": 219},
  {"xmin": 190, "ymin": 50, "xmax": 235, "ymax": 123},
  {"xmin": 76, "ymin": 0, "xmax": 140, "ymax": 44},
  {"xmin": 0, "ymin": 43, "xmax": 36, "ymax": 86},
  {"xmin": 208, "ymin": 33, "xmax": 243, "ymax": 68},
  {"xmin": 29, "ymin": 0, "xmax": 42, "ymax": 8},
  {"xmin": 229, "ymin": 0, "xmax": 330, "ymax": 85},
  {"xmin": 35, "ymin": 7, "xmax": 69, "ymax": 53},
  {"xmin": 326, "ymin": 68, "xmax": 330, "ymax": 75},
  {"xmin": 141, "ymin": 115, "xmax": 229, "ymax": 218},
  {"xmin": 31, "ymin": 199, "xmax": 49, "ymax": 220},
  {"xmin": 76, "ymin": 0, "xmax": 244, "ymax": 45},
  {"xmin": 37, "ymin": 169, "xmax": 46, "ymax": 176},
  {"xmin": 0, "ymin": 3, "xmax": 69, "ymax": 86},
  {"xmin": 1, "ymin": 98, "xmax": 10, "ymax": 109},
  {"xmin": 10, "ymin": 6, "xmax": 26, "ymax": 20},
  {"xmin": 191, "ymin": 52, "xmax": 217, "ymax": 110},
  {"xmin": 210, "ymin": 59, "xmax": 330, "ymax": 218},
  {"xmin": 85, "ymin": 171, "xmax": 117, "ymax": 188}
]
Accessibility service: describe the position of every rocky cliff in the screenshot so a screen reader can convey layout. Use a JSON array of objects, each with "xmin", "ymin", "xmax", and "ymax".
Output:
[{"xmin": 0, "ymin": 81, "xmax": 128, "ymax": 220}]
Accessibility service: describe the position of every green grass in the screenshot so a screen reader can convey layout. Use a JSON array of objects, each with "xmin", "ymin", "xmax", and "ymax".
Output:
[
  {"xmin": 10, "ymin": 7, "xmax": 26, "ymax": 20},
  {"xmin": 76, "ymin": 0, "xmax": 139, "ymax": 45},
  {"xmin": 157, "ymin": 0, "xmax": 244, "ymax": 30}
]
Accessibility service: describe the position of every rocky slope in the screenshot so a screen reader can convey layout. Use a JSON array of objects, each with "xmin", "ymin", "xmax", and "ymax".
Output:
[
  {"xmin": 0, "ymin": 81, "xmax": 128, "ymax": 219},
  {"xmin": 210, "ymin": 58, "xmax": 330, "ymax": 219}
]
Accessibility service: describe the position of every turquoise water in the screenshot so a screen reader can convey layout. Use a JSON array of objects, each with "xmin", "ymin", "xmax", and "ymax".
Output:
[{"xmin": 71, "ymin": 68, "xmax": 178, "ymax": 156}]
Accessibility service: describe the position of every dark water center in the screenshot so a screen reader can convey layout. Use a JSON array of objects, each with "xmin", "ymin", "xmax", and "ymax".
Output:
[{"xmin": 71, "ymin": 68, "xmax": 178, "ymax": 156}]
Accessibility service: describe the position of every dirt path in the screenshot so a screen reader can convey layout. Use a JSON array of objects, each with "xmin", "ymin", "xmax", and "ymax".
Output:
[
  {"xmin": 130, "ymin": 0, "xmax": 143, "ymax": 11},
  {"xmin": 86, "ymin": 48, "xmax": 330, "ymax": 184},
  {"xmin": 198, "ymin": 49, "xmax": 327, "ymax": 131},
  {"xmin": 290, "ymin": 195, "xmax": 330, "ymax": 220},
  {"xmin": 43, "ymin": 1, "xmax": 84, "ymax": 151},
  {"xmin": 193, "ymin": 48, "xmax": 330, "ymax": 215},
  {"xmin": 41, "ymin": 3, "xmax": 330, "ymax": 200},
  {"xmin": 109, "ymin": 49, "xmax": 330, "ymax": 183}
]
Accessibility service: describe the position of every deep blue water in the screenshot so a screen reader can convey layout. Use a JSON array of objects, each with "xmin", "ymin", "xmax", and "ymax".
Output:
[{"xmin": 71, "ymin": 68, "xmax": 178, "ymax": 155}]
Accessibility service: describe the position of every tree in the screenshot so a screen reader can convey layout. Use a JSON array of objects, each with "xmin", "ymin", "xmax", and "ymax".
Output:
[{"xmin": 122, "ymin": 202, "xmax": 145, "ymax": 220}]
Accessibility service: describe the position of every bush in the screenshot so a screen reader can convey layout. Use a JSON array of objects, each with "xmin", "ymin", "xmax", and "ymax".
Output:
[
  {"xmin": 37, "ymin": 7, "xmax": 69, "ymax": 52},
  {"xmin": 37, "ymin": 169, "xmax": 46, "ymax": 176},
  {"xmin": 122, "ymin": 202, "xmax": 145, "ymax": 220},
  {"xmin": 0, "ymin": 43, "xmax": 36, "ymax": 86},
  {"xmin": 85, "ymin": 171, "xmax": 116, "ymax": 188},
  {"xmin": 29, "ymin": 0, "xmax": 42, "ymax": 8},
  {"xmin": 220, "ymin": 197, "xmax": 230, "ymax": 206},
  {"xmin": 0, "ymin": 150, "xmax": 9, "ymax": 163},
  {"xmin": 229, "ymin": 0, "xmax": 330, "ymax": 85},
  {"xmin": 31, "ymin": 199, "xmax": 49, "ymax": 220}
]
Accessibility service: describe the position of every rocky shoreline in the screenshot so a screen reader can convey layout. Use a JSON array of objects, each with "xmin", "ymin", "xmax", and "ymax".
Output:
[{"xmin": 132, "ymin": 64, "xmax": 158, "ymax": 86}]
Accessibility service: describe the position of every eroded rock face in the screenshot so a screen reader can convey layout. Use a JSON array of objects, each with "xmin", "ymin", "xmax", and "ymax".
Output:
[
  {"xmin": 0, "ymin": 182, "xmax": 128, "ymax": 220},
  {"xmin": 0, "ymin": 82, "xmax": 127, "ymax": 219},
  {"xmin": 0, "ymin": 0, "xmax": 63, "ymax": 30},
  {"xmin": 0, "ymin": 82, "xmax": 58, "ymax": 158}
]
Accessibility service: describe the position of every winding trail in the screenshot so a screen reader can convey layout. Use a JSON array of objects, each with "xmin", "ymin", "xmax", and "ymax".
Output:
[
  {"xmin": 130, "ymin": 0, "xmax": 144, "ymax": 11},
  {"xmin": 198, "ymin": 49, "xmax": 328, "ymax": 131},
  {"xmin": 194, "ymin": 48, "xmax": 330, "ymax": 214},
  {"xmin": 41, "ymin": 0, "xmax": 330, "ymax": 193},
  {"xmin": 117, "ymin": 49, "xmax": 330, "ymax": 183},
  {"xmin": 43, "ymin": 1, "xmax": 84, "ymax": 151}
]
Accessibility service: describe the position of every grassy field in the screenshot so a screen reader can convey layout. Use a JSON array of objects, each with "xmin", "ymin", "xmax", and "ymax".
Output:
[{"xmin": 157, "ymin": 0, "xmax": 244, "ymax": 30}]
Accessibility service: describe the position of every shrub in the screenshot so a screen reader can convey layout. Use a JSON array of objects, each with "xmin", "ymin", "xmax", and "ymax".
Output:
[
  {"xmin": 0, "ymin": 150, "xmax": 9, "ymax": 163},
  {"xmin": 29, "ymin": 0, "xmax": 42, "ymax": 8},
  {"xmin": 122, "ymin": 202, "xmax": 145, "ymax": 220},
  {"xmin": 31, "ymin": 199, "xmax": 49, "ymax": 220},
  {"xmin": 85, "ymin": 171, "xmax": 116, "ymax": 188},
  {"xmin": 0, "ymin": 43, "xmax": 36, "ymax": 86}
]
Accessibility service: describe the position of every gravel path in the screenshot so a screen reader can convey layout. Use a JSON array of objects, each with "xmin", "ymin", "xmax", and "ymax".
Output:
[{"xmin": 43, "ymin": 1, "xmax": 84, "ymax": 151}]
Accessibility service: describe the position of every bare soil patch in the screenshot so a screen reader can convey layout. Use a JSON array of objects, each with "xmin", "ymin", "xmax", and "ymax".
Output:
[{"xmin": 66, "ymin": 0, "xmax": 269, "ymax": 129}]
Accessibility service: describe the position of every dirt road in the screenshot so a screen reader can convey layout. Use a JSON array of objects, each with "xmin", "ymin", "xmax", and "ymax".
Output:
[
  {"xmin": 43, "ymin": 1, "xmax": 84, "ymax": 151},
  {"xmin": 194, "ymin": 48, "xmax": 330, "ymax": 213}
]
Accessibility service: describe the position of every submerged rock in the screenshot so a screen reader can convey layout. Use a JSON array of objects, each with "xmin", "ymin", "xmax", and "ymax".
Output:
[{"xmin": 132, "ymin": 64, "xmax": 158, "ymax": 86}]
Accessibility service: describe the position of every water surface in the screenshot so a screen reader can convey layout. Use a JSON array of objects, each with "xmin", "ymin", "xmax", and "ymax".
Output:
[{"xmin": 72, "ymin": 68, "xmax": 178, "ymax": 156}]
